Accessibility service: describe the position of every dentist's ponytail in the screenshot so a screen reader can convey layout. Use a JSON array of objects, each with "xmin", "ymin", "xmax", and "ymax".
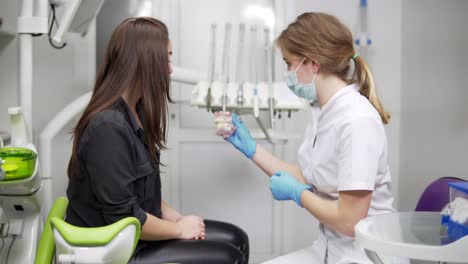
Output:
[{"xmin": 353, "ymin": 56, "xmax": 390, "ymax": 124}]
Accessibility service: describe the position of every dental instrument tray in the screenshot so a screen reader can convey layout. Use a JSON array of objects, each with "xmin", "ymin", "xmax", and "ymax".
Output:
[
  {"xmin": 0, "ymin": 146, "xmax": 37, "ymax": 181},
  {"xmin": 447, "ymin": 181, "xmax": 468, "ymax": 241}
]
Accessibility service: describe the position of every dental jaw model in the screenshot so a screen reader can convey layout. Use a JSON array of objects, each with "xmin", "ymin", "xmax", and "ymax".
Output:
[{"xmin": 214, "ymin": 111, "xmax": 235, "ymax": 138}]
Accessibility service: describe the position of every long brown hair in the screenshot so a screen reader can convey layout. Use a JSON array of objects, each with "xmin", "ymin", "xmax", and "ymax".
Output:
[
  {"xmin": 277, "ymin": 12, "xmax": 390, "ymax": 124},
  {"xmin": 68, "ymin": 17, "xmax": 172, "ymax": 179}
]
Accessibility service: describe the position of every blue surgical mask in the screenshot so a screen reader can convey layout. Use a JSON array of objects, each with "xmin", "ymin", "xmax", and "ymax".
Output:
[{"xmin": 286, "ymin": 57, "xmax": 317, "ymax": 102}]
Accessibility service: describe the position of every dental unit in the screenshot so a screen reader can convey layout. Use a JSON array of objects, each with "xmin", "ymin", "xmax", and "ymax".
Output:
[{"xmin": 190, "ymin": 22, "xmax": 309, "ymax": 143}]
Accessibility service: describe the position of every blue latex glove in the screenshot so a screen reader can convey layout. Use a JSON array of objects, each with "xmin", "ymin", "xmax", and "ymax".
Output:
[
  {"xmin": 226, "ymin": 113, "xmax": 257, "ymax": 159},
  {"xmin": 269, "ymin": 171, "xmax": 312, "ymax": 207}
]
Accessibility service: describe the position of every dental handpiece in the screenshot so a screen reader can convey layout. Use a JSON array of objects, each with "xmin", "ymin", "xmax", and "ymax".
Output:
[
  {"xmin": 207, "ymin": 23, "xmax": 217, "ymax": 112},
  {"xmin": 237, "ymin": 85, "xmax": 244, "ymax": 107},
  {"xmin": 250, "ymin": 25, "xmax": 260, "ymax": 118},
  {"xmin": 222, "ymin": 23, "xmax": 232, "ymax": 112},
  {"xmin": 236, "ymin": 24, "xmax": 246, "ymax": 109}
]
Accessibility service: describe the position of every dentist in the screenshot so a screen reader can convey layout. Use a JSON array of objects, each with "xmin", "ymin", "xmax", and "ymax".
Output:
[{"xmin": 221, "ymin": 12, "xmax": 397, "ymax": 263}]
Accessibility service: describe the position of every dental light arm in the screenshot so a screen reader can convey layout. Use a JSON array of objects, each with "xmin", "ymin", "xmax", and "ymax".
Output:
[
  {"xmin": 50, "ymin": 0, "xmax": 105, "ymax": 46},
  {"xmin": 17, "ymin": 0, "xmax": 104, "ymax": 143}
]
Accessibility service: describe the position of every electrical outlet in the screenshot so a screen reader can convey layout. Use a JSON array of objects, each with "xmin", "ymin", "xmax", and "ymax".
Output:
[{"xmin": 8, "ymin": 218, "xmax": 23, "ymax": 235}]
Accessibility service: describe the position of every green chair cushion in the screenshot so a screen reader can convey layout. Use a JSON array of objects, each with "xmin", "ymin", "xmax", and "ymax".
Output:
[
  {"xmin": 35, "ymin": 197, "xmax": 141, "ymax": 264},
  {"xmin": 50, "ymin": 216, "xmax": 140, "ymax": 252}
]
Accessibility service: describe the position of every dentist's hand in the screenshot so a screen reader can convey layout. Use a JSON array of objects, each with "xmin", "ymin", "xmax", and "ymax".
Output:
[
  {"xmin": 226, "ymin": 113, "xmax": 257, "ymax": 159},
  {"xmin": 270, "ymin": 171, "xmax": 312, "ymax": 207}
]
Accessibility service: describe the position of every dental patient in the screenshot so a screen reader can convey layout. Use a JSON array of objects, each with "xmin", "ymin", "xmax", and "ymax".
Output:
[{"xmin": 65, "ymin": 17, "xmax": 248, "ymax": 264}]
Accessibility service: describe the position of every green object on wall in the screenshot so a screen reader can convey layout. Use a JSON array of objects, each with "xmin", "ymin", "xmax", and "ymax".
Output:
[{"xmin": 0, "ymin": 147, "xmax": 37, "ymax": 180}]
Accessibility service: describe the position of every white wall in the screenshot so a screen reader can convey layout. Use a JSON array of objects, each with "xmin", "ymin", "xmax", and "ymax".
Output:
[
  {"xmin": 400, "ymin": 0, "xmax": 468, "ymax": 211},
  {"xmin": 0, "ymin": 0, "xmax": 96, "ymax": 199},
  {"xmin": 0, "ymin": 0, "xmax": 20, "ymax": 134}
]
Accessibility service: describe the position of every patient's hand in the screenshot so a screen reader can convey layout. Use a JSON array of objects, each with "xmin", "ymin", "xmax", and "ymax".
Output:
[{"xmin": 176, "ymin": 215, "xmax": 206, "ymax": 240}]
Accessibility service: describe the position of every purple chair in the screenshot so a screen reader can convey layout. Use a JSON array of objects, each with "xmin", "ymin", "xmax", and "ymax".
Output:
[{"xmin": 415, "ymin": 177, "xmax": 466, "ymax": 211}]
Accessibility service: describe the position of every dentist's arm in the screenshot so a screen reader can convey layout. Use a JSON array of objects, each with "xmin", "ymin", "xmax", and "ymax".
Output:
[
  {"xmin": 270, "ymin": 117, "xmax": 382, "ymax": 237},
  {"xmin": 252, "ymin": 145, "xmax": 306, "ymax": 184},
  {"xmin": 269, "ymin": 171, "xmax": 371, "ymax": 237},
  {"xmin": 301, "ymin": 190, "xmax": 372, "ymax": 237},
  {"xmin": 225, "ymin": 113, "xmax": 306, "ymax": 183}
]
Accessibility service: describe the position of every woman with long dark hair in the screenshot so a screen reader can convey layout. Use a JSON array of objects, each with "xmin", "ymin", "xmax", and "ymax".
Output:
[{"xmin": 66, "ymin": 17, "xmax": 248, "ymax": 264}]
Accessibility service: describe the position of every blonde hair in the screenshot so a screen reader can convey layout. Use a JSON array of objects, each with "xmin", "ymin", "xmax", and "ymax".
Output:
[{"xmin": 277, "ymin": 12, "xmax": 390, "ymax": 124}]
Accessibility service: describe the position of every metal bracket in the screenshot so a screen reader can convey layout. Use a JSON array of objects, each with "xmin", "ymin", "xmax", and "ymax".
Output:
[
  {"xmin": 364, "ymin": 249, "xmax": 386, "ymax": 264},
  {"xmin": 254, "ymin": 114, "xmax": 272, "ymax": 143}
]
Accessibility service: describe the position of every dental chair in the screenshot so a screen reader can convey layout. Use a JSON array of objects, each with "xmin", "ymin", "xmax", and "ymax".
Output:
[{"xmin": 35, "ymin": 197, "xmax": 140, "ymax": 264}]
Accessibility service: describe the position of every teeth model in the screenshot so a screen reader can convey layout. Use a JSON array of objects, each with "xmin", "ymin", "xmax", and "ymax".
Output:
[{"xmin": 214, "ymin": 111, "xmax": 236, "ymax": 138}]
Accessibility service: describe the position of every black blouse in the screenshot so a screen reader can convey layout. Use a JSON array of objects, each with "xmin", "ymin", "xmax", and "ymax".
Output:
[{"xmin": 65, "ymin": 98, "xmax": 162, "ymax": 246}]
